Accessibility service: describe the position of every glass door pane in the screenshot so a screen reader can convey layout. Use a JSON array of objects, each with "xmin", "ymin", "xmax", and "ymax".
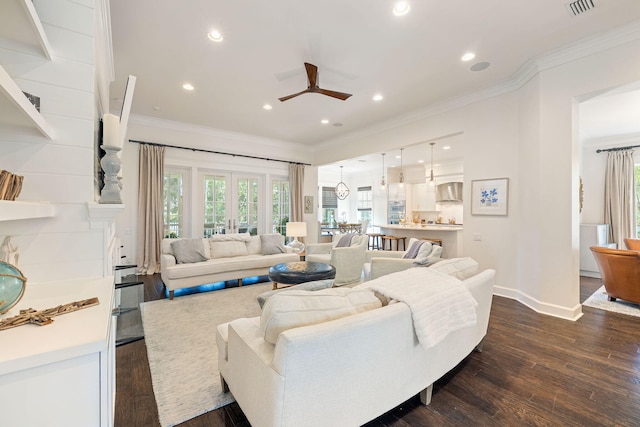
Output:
[
  {"xmin": 203, "ymin": 174, "xmax": 230, "ymax": 236},
  {"xmin": 234, "ymin": 176, "xmax": 259, "ymax": 235}
]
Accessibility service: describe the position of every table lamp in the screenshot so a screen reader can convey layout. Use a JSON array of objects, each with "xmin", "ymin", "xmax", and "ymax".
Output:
[{"xmin": 286, "ymin": 222, "xmax": 307, "ymax": 254}]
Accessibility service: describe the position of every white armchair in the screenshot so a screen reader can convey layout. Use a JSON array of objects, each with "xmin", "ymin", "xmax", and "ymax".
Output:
[
  {"xmin": 363, "ymin": 239, "xmax": 443, "ymax": 280},
  {"xmin": 306, "ymin": 234, "xmax": 368, "ymax": 285}
]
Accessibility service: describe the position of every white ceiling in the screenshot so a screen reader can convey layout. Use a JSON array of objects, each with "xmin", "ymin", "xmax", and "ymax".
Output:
[{"xmin": 109, "ymin": 1, "xmax": 640, "ymax": 154}]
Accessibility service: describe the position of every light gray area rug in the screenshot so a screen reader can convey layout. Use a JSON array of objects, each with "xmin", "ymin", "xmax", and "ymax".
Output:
[
  {"xmin": 140, "ymin": 283, "xmax": 271, "ymax": 427},
  {"xmin": 583, "ymin": 285, "xmax": 640, "ymax": 317}
]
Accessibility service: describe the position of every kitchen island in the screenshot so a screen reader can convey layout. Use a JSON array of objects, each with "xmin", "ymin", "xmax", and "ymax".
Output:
[{"xmin": 375, "ymin": 224, "xmax": 463, "ymax": 258}]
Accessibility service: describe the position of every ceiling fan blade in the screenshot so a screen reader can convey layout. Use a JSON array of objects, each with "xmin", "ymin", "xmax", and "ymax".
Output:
[
  {"xmin": 317, "ymin": 88, "xmax": 352, "ymax": 100},
  {"xmin": 304, "ymin": 62, "xmax": 318, "ymax": 88},
  {"xmin": 278, "ymin": 89, "xmax": 310, "ymax": 102}
]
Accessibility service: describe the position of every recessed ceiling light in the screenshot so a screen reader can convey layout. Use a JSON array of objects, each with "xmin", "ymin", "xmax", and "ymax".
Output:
[
  {"xmin": 395, "ymin": 155, "xmax": 401, "ymax": 159},
  {"xmin": 392, "ymin": 1, "xmax": 410, "ymax": 16},
  {"xmin": 182, "ymin": 83, "xmax": 194, "ymax": 91},
  {"xmin": 153, "ymin": 106, "xmax": 161, "ymax": 111},
  {"xmin": 263, "ymin": 104, "xmax": 272, "ymax": 110},
  {"xmin": 461, "ymin": 52, "xmax": 475, "ymax": 62},
  {"xmin": 442, "ymin": 146, "xmax": 451, "ymax": 150},
  {"xmin": 321, "ymin": 119, "xmax": 329, "ymax": 124},
  {"xmin": 418, "ymin": 160, "xmax": 424, "ymax": 163},
  {"xmin": 373, "ymin": 94, "xmax": 384, "ymax": 101},
  {"xmin": 207, "ymin": 30, "xmax": 223, "ymax": 42}
]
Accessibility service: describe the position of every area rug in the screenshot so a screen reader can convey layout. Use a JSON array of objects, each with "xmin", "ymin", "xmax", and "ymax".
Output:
[
  {"xmin": 140, "ymin": 283, "xmax": 271, "ymax": 427},
  {"xmin": 583, "ymin": 285, "xmax": 640, "ymax": 318}
]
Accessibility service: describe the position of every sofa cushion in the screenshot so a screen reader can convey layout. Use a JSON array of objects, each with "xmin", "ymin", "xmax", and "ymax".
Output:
[
  {"xmin": 261, "ymin": 234, "xmax": 286, "ymax": 255},
  {"xmin": 210, "ymin": 240, "xmax": 248, "ymax": 258},
  {"xmin": 209, "ymin": 233, "xmax": 251, "ymax": 242},
  {"xmin": 429, "ymin": 257, "xmax": 479, "ymax": 280},
  {"xmin": 170, "ymin": 238, "xmax": 208, "ymax": 264},
  {"xmin": 246, "ymin": 235, "xmax": 262, "ymax": 255},
  {"xmin": 259, "ymin": 288, "xmax": 381, "ymax": 344}
]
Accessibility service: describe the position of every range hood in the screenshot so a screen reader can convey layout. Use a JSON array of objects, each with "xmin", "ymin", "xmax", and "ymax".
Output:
[{"xmin": 436, "ymin": 182, "xmax": 463, "ymax": 202}]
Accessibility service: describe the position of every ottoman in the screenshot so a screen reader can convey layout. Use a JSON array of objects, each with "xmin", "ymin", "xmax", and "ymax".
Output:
[{"xmin": 268, "ymin": 261, "xmax": 336, "ymax": 290}]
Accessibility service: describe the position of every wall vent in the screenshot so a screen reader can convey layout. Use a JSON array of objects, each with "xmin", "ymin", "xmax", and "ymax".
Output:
[{"xmin": 566, "ymin": 0, "xmax": 597, "ymax": 16}]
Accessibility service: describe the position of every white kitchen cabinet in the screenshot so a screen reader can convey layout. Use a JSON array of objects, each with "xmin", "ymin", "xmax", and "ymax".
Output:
[
  {"xmin": 412, "ymin": 183, "xmax": 437, "ymax": 211},
  {"xmin": 0, "ymin": 276, "xmax": 116, "ymax": 426}
]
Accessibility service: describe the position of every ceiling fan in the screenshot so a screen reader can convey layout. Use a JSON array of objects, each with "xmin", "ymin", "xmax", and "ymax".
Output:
[{"xmin": 278, "ymin": 63, "xmax": 352, "ymax": 102}]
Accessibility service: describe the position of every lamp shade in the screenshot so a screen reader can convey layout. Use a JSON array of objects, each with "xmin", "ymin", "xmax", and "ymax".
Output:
[{"xmin": 286, "ymin": 222, "xmax": 307, "ymax": 237}]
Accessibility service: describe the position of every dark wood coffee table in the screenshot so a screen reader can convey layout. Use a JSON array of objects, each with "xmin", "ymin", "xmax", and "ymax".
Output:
[{"xmin": 268, "ymin": 261, "xmax": 336, "ymax": 290}]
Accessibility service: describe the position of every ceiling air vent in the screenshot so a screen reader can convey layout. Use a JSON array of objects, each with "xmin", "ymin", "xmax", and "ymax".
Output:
[{"xmin": 566, "ymin": 0, "xmax": 597, "ymax": 17}]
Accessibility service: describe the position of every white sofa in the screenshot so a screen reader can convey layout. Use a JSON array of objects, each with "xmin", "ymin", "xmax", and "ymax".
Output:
[
  {"xmin": 305, "ymin": 233, "xmax": 367, "ymax": 285},
  {"xmin": 217, "ymin": 261, "xmax": 495, "ymax": 427},
  {"xmin": 160, "ymin": 233, "xmax": 299, "ymax": 299},
  {"xmin": 363, "ymin": 238, "xmax": 443, "ymax": 280}
]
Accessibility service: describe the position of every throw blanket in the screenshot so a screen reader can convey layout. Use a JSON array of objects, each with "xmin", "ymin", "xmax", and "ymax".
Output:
[
  {"xmin": 335, "ymin": 234, "xmax": 354, "ymax": 247},
  {"xmin": 364, "ymin": 268, "xmax": 478, "ymax": 349}
]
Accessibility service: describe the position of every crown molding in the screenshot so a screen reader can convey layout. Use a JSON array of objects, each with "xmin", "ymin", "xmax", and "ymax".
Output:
[
  {"xmin": 584, "ymin": 132, "xmax": 640, "ymax": 148},
  {"xmin": 314, "ymin": 19, "xmax": 640, "ymax": 153},
  {"xmin": 127, "ymin": 114, "xmax": 314, "ymax": 156}
]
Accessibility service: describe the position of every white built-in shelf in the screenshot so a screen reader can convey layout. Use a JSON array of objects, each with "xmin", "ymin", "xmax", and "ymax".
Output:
[
  {"xmin": 0, "ymin": 200, "xmax": 54, "ymax": 221},
  {"xmin": 0, "ymin": 0, "xmax": 52, "ymax": 59},
  {"xmin": 0, "ymin": 63, "xmax": 54, "ymax": 139}
]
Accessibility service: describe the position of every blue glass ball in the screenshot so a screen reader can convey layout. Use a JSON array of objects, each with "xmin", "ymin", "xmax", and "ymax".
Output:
[{"xmin": 0, "ymin": 261, "xmax": 27, "ymax": 315}]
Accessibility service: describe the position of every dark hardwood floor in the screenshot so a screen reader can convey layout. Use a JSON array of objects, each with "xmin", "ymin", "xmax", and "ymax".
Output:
[{"xmin": 115, "ymin": 275, "xmax": 640, "ymax": 427}]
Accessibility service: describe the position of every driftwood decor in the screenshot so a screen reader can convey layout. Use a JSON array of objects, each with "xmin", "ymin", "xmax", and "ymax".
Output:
[{"xmin": 0, "ymin": 297, "xmax": 99, "ymax": 331}]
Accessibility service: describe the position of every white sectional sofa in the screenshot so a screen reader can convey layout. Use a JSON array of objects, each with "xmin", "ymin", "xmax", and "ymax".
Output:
[
  {"xmin": 160, "ymin": 233, "xmax": 299, "ymax": 299},
  {"xmin": 217, "ymin": 260, "xmax": 495, "ymax": 427}
]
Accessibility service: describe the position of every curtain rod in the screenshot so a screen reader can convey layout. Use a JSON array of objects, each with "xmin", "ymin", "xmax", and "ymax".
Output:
[
  {"xmin": 129, "ymin": 139, "xmax": 311, "ymax": 166},
  {"xmin": 596, "ymin": 144, "xmax": 640, "ymax": 153}
]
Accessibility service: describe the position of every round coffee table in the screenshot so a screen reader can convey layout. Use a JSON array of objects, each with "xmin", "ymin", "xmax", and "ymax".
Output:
[{"xmin": 268, "ymin": 261, "xmax": 336, "ymax": 290}]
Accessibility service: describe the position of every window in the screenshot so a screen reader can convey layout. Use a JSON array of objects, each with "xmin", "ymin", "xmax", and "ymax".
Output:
[
  {"xmin": 272, "ymin": 180, "xmax": 290, "ymax": 235},
  {"xmin": 164, "ymin": 170, "xmax": 184, "ymax": 238},
  {"xmin": 203, "ymin": 175, "xmax": 227, "ymax": 236},
  {"xmin": 357, "ymin": 186, "xmax": 372, "ymax": 223},
  {"xmin": 321, "ymin": 186, "xmax": 338, "ymax": 224},
  {"xmin": 636, "ymin": 165, "xmax": 640, "ymax": 237}
]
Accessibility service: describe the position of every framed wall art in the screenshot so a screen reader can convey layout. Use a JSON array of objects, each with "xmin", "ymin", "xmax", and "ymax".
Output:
[
  {"xmin": 471, "ymin": 178, "xmax": 509, "ymax": 216},
  {"xmin": 304, "ymin": 195, "xmax": 314, "ymax": 214}
]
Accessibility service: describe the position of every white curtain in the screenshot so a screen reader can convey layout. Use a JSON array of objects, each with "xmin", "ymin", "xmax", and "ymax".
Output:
[
  {"xmin": 289, "ymin": 163, "xmax": 305, "ymax": 241},
  {"xmin": 604, "ymin": 150, "xmax": 636, "ymax": 247},
  {"xmin": 136, "ymin": 144, "xmax": 165, "ymax": 274}
]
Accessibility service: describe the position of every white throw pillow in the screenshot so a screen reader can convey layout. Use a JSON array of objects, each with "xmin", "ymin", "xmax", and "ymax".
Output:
[
  {"xmin": 260, "ymin": 288, "xmax": 382, "ymax": 344},
  {"xmin": 209, "ymin": 240, "xmax": 248, "ymax": 258},
  {"xmin": 429, "ymin": 257, "xmax": 479, "ymax": 280},
  {"xmin": 403, "ymin": 239, "xmax": 433, "ymax": 259}
]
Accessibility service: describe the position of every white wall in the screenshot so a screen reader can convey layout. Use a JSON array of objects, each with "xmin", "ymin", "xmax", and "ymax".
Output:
[
  {"xmin": 0, "ymin": 0, "xmax": 106, "ymax": 283},
  {"xmin": 311, "ymin": 37, "xmax": 640, "ymax": 320}
]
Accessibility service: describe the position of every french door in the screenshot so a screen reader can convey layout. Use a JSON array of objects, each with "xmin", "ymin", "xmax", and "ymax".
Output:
[{"xmin": 200, "ymin": 172, "xmax": 262, "ymax": 236}]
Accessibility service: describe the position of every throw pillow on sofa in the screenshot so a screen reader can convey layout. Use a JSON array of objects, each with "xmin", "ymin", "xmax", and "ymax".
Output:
[
  {"xmin": 402, "ymin": 239, "xmax": 433, "ymax": 259},
  {"xmin": 260, "ymin": 233, "xmax": 286, "ymax": 255},
  {"xmin": 260, "ymin": 288, "xmax": 382, "ymax": 344},
  {"xmin": 170, "ymin": 238, "xmax": 208, "ymax": 264}
]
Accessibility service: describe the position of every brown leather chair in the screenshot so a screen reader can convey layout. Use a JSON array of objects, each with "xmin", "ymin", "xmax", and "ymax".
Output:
[
  {"xmin": 623, "ymin": 237, "xmax": 640, "ymax": 251},
  {"xmin": 590, "ymin": 246, "xmax": 640, "ymax": 304}
]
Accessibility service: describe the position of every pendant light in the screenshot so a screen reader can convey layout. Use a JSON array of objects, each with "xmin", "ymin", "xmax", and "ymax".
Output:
[
  {"xmin": 380, "ymin": 153, "xmax": 386, "ymax": 190},
  {"xmin": 428, "ymin": 142, "xmax": 435, "ymax": 186},
  {"xmin": 398, "ymin": 148, "xmax": 405, "ymax": 188},
  {"xmin": 335, "ymin": 165, "xmax": 350, "ymax": 200}
]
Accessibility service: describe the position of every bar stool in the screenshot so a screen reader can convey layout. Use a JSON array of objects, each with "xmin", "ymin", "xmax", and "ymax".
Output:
[
  {"xmin": 382, "ymin": 235, "xmax": 406, "ymax": 251},
  {"xmin": 367, "ymin": 233, "xmax": 384, "ymax": 250}
]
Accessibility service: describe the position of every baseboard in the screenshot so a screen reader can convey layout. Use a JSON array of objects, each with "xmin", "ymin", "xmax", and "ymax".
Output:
[
  {"xmin": 493, "ymin": 285, "xmax": 583, "ymax": 321},
  {"xmin": 579, "ymin": 270, "xmax": 601, "ymax": 279}
]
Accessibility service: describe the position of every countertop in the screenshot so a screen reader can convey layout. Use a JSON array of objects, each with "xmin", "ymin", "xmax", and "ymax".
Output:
[{"xmin": 375, "ymin": 223, "xmax": 463, "ymax": 231}]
